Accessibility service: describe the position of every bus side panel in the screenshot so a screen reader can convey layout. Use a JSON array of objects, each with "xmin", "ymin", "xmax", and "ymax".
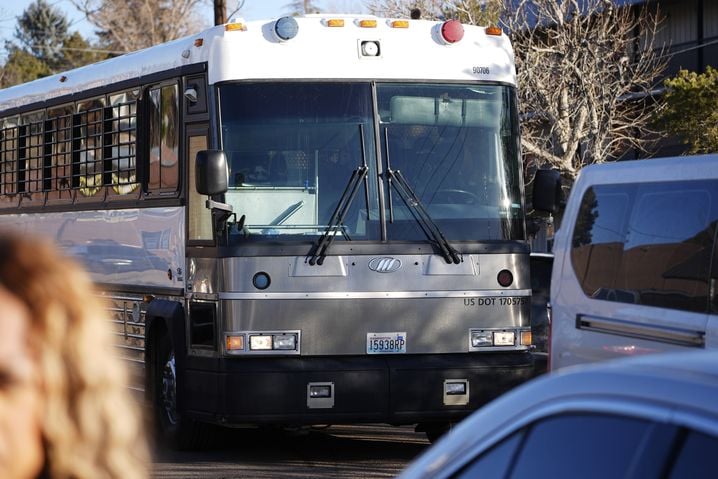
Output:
[{"xmin": 0, "ymin": 207, "xmax": 186, "ymax": 291}]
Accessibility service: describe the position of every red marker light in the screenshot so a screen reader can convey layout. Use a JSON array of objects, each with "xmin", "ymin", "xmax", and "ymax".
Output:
[
  {"xmin": 497, "ymin": 269, "xmax": 514, "ymax": 287},
  {"xmin": 441, "ymin": 19, "xmax": 464, "ymax": 44}
]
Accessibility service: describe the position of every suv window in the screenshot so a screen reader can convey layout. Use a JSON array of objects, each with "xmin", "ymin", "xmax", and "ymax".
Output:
[{"xmin": 571, "ymin": 180, "xmax": 718, "ymax": 313}]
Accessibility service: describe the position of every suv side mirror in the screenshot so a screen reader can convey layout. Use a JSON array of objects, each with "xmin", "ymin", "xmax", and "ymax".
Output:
[
  {"xmin": 196, "ymin": 150, "xmax": 228, "ymax": 196},
  {"xmin": 532, "ymin": 169, "xmax": 562, "ymax": 213}
]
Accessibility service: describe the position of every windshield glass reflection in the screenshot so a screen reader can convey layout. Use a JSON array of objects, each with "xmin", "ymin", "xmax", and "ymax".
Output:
[
  {"xmin": 378, "ymin": 83, "xmax": 525, "ymax": 241},
  {"xmin": 219, "ymin": 82, "xmax": 378, "ymax": 240},
  {"xmin": 218, "ymin": 82, "xmax": 525, "ymax": 243}
]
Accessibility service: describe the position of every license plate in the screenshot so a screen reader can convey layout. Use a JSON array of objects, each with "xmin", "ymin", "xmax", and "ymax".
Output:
[{"xmin": 367, "ymin": 332, "xmax": 407, "ymax": 354}]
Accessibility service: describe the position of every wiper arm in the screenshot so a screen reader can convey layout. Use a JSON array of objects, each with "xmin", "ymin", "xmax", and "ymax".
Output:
[
  {"xmin": 387, "ymin": 168, "xmax": 462, "ymax": 264},
  {"xmin": 308, "ymin": 165, "xmax": 368, "ymax": 265}
]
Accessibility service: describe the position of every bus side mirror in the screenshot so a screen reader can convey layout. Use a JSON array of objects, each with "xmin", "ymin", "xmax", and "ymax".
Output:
[
  {"xmin": 532, "ymin": 169, "xmax": 562, "ymax": 213},
  {"xmin": 196, "ymin": 150, "xmax": 229, "ymax": 196}
]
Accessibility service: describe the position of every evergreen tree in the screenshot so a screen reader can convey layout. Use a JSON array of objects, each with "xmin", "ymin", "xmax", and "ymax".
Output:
[
  {"xmin": 655, "ymin": 67, "xmax": 718, "ymax": 154},
  {"xmin": 0, "ymin": 47, "xmax": 52, "ymax": 88},
  {"xmin": 0, "ymin": 1, "xmax": 107, "ymax": 87},
  {"xmin": 59, "ymin": 32, "xmax": 108, "ymax": 71},
  {"xmin": 15, "ymin": 0, "xmax": 69, "ymax": 71}
]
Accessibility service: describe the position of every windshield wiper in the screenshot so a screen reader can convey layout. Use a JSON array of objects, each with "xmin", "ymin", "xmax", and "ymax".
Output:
[
  {"xmin": 308, "ymin": 164, "xmax": 368, "ymax": 265},
  {"xmin": 387, "ymin": 168, "xmax": 462, "ymax": 265},
  {"xmin": 308, "ymin": 124, "xmax": 369, "ymax": 266}
]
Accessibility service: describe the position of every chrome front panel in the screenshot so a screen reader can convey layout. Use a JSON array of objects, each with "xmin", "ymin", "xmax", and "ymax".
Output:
[{"xmin": 189, "ymin": 253, "xmax": 531, "ymax": 356}]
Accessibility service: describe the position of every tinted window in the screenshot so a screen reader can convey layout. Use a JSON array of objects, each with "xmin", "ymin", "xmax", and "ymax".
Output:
[
  {"xmin": 453, "ymin": 431, "xmax": 524, "ymax": 479},
  {"xmin": 509, "ymin": 414, "xmax": 653, "ymax": 478},
  {"xmin": 75, "ymin": 97, "xmax": 106, "ymax": 197},
  {"xmin": 571, "ymin": 181, "xmax": 718, "ymax": 313},
  {"xmin": 148, "ymin": 84, "xmax": 179, "ymax": 192},
  {"xmin": 669, "ymin": 430, "xmax": 718, "ymax": 478}
]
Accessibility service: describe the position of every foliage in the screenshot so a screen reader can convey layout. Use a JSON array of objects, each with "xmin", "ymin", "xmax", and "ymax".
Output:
[
  {"xmin": 655, "ymin": 67, "xmax": 718, "ymax": 154},
  {"xmin": 366, "ymin": 0, "xmax": 502, "ymax": 24},
  {"xmin": 14, "ymin": 0, "xmax": 69, "ymax": 70},
  {"xmin": 0, "ymin": 0, "xmax": 106, "ymax": 88},
  {"xmin": 506, "ymin": 0, "xmax": 667, "ymax": 179},
  {"xmin": 58, "ymin": 32, "xmax": 108, "ymax": 71},
  {"xmin": 0, "ymin": 47, "xmax": 51, "ymax": 88},
  {"xmin": 72, "ymin": 0, "xmax": 205, "ymax": 53}
]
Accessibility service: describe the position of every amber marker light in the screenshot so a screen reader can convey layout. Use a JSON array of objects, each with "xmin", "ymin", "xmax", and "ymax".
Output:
[
  {"xmin": 226, "ymin": 335, "xmax": 245, "ymax": 352},
  {"xmin": 485, "ymin": 25, "xmax": 502, "ymax": 36},
  {"xmin": 225, "ymin": 22, "xmax": 247, "ymax": 32},
  {"xmin": 391, "ymin": 20, "xmax": 410, "ymax": 28},
  {"xmin": 194, "ymin": 38, "xmax": 204, "ymax": 47},
  {"xmin": 359, "ymin": 19, "xmax": 377, "ymax": 28},
  {"xmin": 327, "ymin": 18, "xmax": 345, "ymax": 27}
]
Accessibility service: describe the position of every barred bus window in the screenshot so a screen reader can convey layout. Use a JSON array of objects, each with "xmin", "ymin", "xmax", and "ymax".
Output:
[
  {"xmin": 148, "ymin": 84, "xmax": 179, "ymax": 193},
  {"xmin": 19, "ymin": 111, "xmax": 44, "ymax": 203},
  {"xmin": 74, "ymin": 97, "xmax": 106, "ymax": 197},
  {"xmin": 106, "ymin": 90, "xmax": 139, "ymax": 196},
  {"xmin": 45, "ymin": 104, "xmax": 74, "ymax": 202},
  {"xmin": 0, "ymin": 117, "xmax": 19, "ymax": 207}
]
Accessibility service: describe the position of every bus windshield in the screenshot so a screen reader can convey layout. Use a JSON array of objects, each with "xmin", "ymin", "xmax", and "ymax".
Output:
[{"xmin": 218, "ymin": 82, "xmax": 524, "ymax": 243}]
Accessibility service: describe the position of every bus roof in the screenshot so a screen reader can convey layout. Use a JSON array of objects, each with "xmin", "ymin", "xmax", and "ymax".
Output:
[{"xmin": 0, "ymin": 16, "xmax": 516, "ymax": 113}]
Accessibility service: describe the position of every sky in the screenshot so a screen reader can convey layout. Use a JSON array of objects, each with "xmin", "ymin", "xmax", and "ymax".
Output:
[{"xmin": 0, "ymin": 0, "xmax": 367, "ymax": 55}]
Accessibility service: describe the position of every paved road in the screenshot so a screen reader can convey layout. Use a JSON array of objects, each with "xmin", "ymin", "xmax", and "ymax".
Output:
[{"xmin": 152, "ymin": 424, "xmax": 430, "ymax": 478}]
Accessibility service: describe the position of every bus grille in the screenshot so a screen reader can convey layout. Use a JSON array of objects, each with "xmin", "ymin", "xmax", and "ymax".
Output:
[{"xmin": 104, "ymin": 293, "xmax": 147, "ymax": 393}]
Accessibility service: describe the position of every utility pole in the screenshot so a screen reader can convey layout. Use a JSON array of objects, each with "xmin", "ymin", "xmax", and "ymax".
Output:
[{"xmin": 214, "ymin": 0, "xmax": 227, "ymax": 25}]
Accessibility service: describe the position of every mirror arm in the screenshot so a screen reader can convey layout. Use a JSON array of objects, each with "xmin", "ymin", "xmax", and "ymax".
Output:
[
  {"xmin": 206, "ymin": 198, "xmax": 233, "ymax": 213},
  {"xmin": 206, "ymin": 198, "xmax": 234, "ymax": 240}
]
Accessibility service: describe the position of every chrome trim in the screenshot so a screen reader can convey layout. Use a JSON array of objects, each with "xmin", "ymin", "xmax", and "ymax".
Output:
[
  {"xmin": 576, "ymin": 314, "xmax": 706, "ymax": 348},
  {"xmin": 218, "ymin": 289, "xmax": 532, "ymax": 300}
]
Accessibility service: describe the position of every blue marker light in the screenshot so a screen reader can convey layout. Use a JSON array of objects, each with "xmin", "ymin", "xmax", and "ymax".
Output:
[{"xmin": 274, "ymin": 16, "xmax": 299, "ymax": 42}]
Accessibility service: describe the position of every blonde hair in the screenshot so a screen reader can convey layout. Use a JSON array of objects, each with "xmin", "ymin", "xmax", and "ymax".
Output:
[{"xmin": 0, "ymin": 233, "xmax": 148, "ymax": 479}]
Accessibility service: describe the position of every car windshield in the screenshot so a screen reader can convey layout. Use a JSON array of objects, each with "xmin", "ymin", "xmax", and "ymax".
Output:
[{"xmin": 218, "ymin": 82, "xmax": 524, "ymax": 243}]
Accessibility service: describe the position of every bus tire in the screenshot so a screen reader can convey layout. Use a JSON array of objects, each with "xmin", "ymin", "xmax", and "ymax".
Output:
[{"xmin": 154, "ymin": 329, "xmax": 212, "ymax": 450}]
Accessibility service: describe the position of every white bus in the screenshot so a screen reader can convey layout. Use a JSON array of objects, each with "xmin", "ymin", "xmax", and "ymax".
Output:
[{"xmin": 0, "ymin": 15, "xmax": 533, "ymax": 446}]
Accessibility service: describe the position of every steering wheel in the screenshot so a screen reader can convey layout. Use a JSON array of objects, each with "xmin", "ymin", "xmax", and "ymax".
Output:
[{"xmin": 433, "ymin": 189, "xmax": 480, "ymax": 205}]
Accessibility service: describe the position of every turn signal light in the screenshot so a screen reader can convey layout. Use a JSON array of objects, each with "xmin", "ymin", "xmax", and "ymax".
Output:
[{"xmin": 226, "ymin": 335, "xmax": 245, "ymax": 351}]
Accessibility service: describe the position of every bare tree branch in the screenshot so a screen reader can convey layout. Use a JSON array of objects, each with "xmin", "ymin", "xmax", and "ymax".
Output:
[
  {"xmin": 506, "ymin": 0, "xmax": 668, "ymax": 178},
  {"xmin": 70, "ymin": 0, "xmax": 205, "ymax": 53}
]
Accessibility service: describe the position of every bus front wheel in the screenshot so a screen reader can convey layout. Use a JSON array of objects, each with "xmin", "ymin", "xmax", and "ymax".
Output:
[{"xmin": 154, "ymin": 330, "xmax": 211, "ymax": 450}]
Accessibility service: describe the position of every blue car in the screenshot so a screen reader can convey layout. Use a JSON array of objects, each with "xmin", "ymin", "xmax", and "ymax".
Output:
[{"xmin": 399, "ymin": 350, "xmax": 718, "ymax": 479}]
